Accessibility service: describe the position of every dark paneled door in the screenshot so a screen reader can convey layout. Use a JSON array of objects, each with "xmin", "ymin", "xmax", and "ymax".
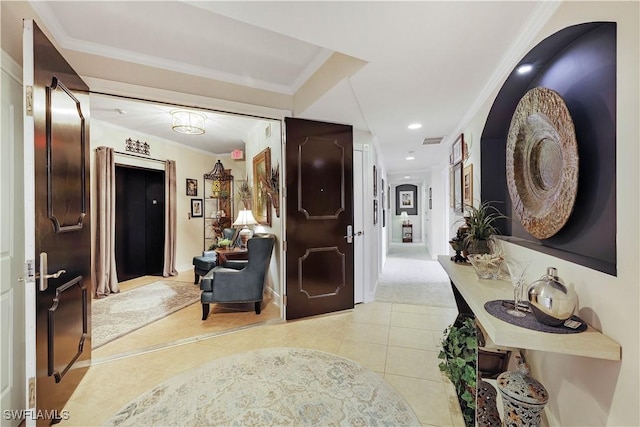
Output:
[
  {"xmin": 25, "ymin": 20, "xmax": 92, "ymax": 423},
  {"xmin": 115, "ymin": 165, "xmax": 165, "ymax": 281},
  {"xmin": 285, "ymin": 117, "xmax": 354, "ymax": 320}
]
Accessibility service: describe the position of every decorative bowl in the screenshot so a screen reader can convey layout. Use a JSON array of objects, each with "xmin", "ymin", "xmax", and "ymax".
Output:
[{"xmin": 468, "ymin": 254, "xmax": 504, "ymax": 280}]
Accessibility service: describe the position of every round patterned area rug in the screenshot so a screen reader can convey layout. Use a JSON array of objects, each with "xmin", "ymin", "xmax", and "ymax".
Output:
[{"xmin": 106, "ymin": 347, "xmax": 420, "ymax": 426}]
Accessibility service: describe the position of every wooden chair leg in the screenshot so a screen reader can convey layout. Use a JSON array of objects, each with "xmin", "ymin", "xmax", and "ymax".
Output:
[
  {"xmin": 255, "ymin": 301, "xmax": 261, "ymax": 315},
  {"xmin": 194, "ymin": 269, "xmax": 199, "ymax": 284},
  {"xmin": 202, "ymin": 303, "xmax": 210, "ymax": 320}
]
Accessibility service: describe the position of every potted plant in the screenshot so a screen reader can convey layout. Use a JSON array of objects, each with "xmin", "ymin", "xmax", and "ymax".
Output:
[
  {"xmin": 463, "ymin": 201, "xmax": 506, "ymax": 255},
  {"xmin": 438, "ymin": 315, "xmax": 478, "ymax": 427}
]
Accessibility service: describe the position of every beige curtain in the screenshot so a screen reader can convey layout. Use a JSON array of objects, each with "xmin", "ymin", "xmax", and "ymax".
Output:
[
  {"xmin": 94, "ymin": 146, "xmax": 119, "ymax": 297},
  {"xmin": 163, "ymin": 159, "xmax": 178, "ymax": 277}
]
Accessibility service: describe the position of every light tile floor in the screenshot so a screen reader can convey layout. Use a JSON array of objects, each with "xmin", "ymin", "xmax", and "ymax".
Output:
[{"xmin": 62, "ymin": 275, "xmax": 465, "ymax": 426}]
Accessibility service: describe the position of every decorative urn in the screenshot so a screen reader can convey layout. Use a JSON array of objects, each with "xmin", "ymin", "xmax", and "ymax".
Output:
[
  {"xmin": 497, "ymin": 361, "xmax": 549, "ymax": 427},
  {"xmin": 527, "ymin": 267, "xmax": 578, "ymax": 326}
]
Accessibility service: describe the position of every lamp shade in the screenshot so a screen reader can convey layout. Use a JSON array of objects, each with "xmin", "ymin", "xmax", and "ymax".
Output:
[
  {"xmin": 400, "ymin": 212, "xmax": 409, "ymax": 219},
  {"xmin": 171, "ymin": 110, "xmax": 205, "ymax": 135},
  {"xmin": 233, "ymin": 210, "xmax": 258, "ymax": 227}
]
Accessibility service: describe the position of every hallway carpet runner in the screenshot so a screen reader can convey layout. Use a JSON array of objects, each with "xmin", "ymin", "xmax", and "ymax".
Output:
[{"xmin": 105, "ymin": 347, "xmax": 420, "ymax": 426}]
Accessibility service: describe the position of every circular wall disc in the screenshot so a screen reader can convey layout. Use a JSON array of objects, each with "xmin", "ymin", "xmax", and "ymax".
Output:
[{"xmin": 506, "ymin": 87, "xmax": 578, "ymax": 239}]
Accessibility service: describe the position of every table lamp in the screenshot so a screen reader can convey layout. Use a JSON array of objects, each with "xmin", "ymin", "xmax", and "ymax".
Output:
[
  {"xmin": 233, "ymin": 209, "xmax": 258, "ymax": 248},
  {"xmin": 400, "ymin": 211, "xmax": 410, "ymax": 225}
]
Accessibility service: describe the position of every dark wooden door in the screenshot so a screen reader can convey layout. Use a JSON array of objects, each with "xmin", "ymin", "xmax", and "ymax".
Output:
[
  {"xmin": 285, "ymin": 117, "xmax": 354, "ymax": 320},
  {"xmin": 115, "ymin": 165, "xmax": 165, "ymax": 281},
  {"xmin": 25, "ymin": 20, "xmax": 91, "ymax": 424}
]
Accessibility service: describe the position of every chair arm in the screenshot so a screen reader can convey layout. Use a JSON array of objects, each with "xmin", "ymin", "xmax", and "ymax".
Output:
[
  {"xmin": 223, "ymin": 260, "xmax": 248, "ymax": 270},
  {"xmin": 200, "ymin": 267, "xmax": 238, "ymax": 291}
]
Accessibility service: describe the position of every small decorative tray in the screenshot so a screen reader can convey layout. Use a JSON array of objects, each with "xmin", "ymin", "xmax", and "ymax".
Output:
[{"xmin": 484, "ymin": 300, "xmax": 587, "ymax": 334}]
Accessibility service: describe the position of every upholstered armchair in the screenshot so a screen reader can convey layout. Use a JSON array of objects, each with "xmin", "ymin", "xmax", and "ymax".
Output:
[{"xmin": 200, "ymin": 233, "xmax": 275, "ymax": 320}]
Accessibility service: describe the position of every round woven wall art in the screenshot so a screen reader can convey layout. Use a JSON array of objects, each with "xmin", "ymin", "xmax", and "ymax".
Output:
[{"xmin": 506, "ymin": 87, "xmax": 578, "ymax": 239}]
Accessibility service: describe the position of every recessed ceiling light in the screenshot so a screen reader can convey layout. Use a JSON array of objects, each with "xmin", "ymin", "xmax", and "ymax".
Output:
[
  {"xmin": 408, "ymin": 123, "xmax": 422, "ymax": 130},
  {"xmin": 517, "ymin": 64, "xmax": 533, "ymax": 74},
  {"xmin": 404, "ymin": 175, "xmax": 411, "ymax": 179},
  {"xmin": 406, "ymin": 156, "xmax": 415, "ymax": 160}
]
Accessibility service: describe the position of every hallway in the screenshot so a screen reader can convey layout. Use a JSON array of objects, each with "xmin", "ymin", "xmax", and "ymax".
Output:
[{"xmin": 62, "ymin": 245, "xmax": 464, "ymax": 426}]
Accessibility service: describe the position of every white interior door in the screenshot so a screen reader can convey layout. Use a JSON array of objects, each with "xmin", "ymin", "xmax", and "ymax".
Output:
[
  {"xmin": 0, "ymin": 63, "xmax": 27, "ymax": 425},
  {"xmin": 353, "ymin": 149, "xmax": 364, "ymax": 304}
]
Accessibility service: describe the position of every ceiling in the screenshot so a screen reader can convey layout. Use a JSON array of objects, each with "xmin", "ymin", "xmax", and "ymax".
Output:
[{"xmin": 24, "ymin": 1, "xmax": 551, "ymax": 183}]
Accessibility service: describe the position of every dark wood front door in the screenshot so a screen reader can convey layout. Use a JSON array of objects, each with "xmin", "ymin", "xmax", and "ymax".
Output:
[
  {"xmin": 24, "ymin": 20, "xmax": 91, "ymax": 424},
  {"xmin": 285, "ymin": 117, "xmax": 354, "ymax": 320},
  {"xmin": 115, "ymin": 165, "xmax": 165, "ymax": 281}
]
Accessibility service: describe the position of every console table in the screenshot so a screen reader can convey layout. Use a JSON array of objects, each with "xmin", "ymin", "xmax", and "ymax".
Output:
[
  {"xmin": 438, "ymin": 255, "xmax": 620, "ymax": 361},
  {"xmin": 402, "ymin": 224, "xmax": 413, "ymax": 242}
]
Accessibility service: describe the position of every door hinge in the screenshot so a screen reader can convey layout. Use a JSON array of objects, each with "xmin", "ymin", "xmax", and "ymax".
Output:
[
  {"xmin": 28, "ymin": 377, "xmax": 36, "ymax": 408},
  {"xmin": 283, "ymin": 295, "xmax": 287, "ymax": 306},
  {"xmin": 25, "ymin": 86, "xmax": 33, "ymax": 116},
  {"xmin": 283, "ymin": 240, "xmax": 287, "ymax": 251}
]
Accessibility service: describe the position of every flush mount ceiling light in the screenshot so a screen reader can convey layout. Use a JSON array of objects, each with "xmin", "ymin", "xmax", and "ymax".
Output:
[
  {"xmin": 406, "ymin": 151, "xmax": 415, "ymax": 160},
  {"xmin": 516, "ymin": 64, "xmax": 533, "ymax": 74},
  {"xmin": 171, "ymin": 110, "xmax": 205, "ymax": 135},
  {"xmin": 408, "ymin": 123, "xmax": 422, "ymax": 130}
]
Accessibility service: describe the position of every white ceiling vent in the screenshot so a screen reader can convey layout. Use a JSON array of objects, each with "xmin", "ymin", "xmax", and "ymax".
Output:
[{"xmin": 422, "ymin": 137, "xmax": 444, "ymax": 145}]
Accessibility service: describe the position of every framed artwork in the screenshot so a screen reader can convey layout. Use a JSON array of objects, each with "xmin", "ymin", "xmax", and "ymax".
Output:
[
  {"xmin": 395, "ymin": 184, "xmax": 418, "ymax": 215},
  {"xmin": 373, "ymin": 199, "xmax": 378, "ymax": 225},
  {"xmin": 453, "ymin": 162, "xmax": 463, "ymax": 213},
  {"xmin": 191, "ymin": 198, "xmax": 203, "ymax": 218},
  {"xmin": 463, "ymin": 163, "xmax": 473, "ymax": 209},
  {"xmin": 399, "ymin": 191, "xmax": 414, "ymax": 209},
  {"xmin": 387, "ymin": 185, "xmax": 391, "ymax": 209},
  {"xmin": 381, "ymin": 178, "xmax": 385, "ymax": 208},
  {"xmin": 429, "ymin": 187, "xmax": 432, "ymax": 210},
  {"xmin": 452, "ymin": 133, "xmax": 464, "ymax": 165},
  {"xmin": 186, "ymin": 178, "xmax": 197, "ymax": 196},
  {"xmin": 373, "ymin": 165, "xmax": 377, "ymax": 197},
  {"xmin": 383, "ymin": 209, "xmax": 386, "ymax": 227},
  {"xmin": 253, "ymin": 147, "xmax": 272, "ymax": 226}
]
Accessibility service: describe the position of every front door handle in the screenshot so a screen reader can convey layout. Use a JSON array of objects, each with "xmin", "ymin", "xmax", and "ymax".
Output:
[
  {"xmin": 344, "ymin": 225, "xmax": 353, "ymax": 243},
  {"xmin": 36, "ymin": 252, "xmax": 66, "ymax": 291}
]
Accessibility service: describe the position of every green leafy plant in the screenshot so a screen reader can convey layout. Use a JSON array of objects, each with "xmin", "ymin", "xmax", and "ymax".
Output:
[
  {"xmin": 217, "ymin": 238, "xmax": 232, "ymax": 248},
  {"xmin": 462, "ymin": 201, "xmax": 507, "ymax": 254},
  {"xmin": 438, "ymin": 315, "xmax": 477, "ymax": 427}
]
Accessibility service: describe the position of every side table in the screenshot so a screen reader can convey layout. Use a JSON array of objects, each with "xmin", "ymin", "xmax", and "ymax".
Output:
[{"xmin": 215, "ymin": 247, "xmax": 248, "ymax": 266}]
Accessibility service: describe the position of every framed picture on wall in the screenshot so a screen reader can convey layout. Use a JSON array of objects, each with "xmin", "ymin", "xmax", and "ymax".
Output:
[
  {"xmin": 395, "ymin": 184, "xmax": 418, "ymax": 215},
  {"xmin": 186, "ymin": 178, "xmax": 197, "ymax": 196},
  {"xmin": 253, "ymin": 147, "xmax": 272, "ymax": 226},
  {"xmin": 463, "ymin": 163, "xmax": 473, "ymax": 209},
  {"xmin": 191, "ymin": 198, "xmax": 203, "ymax": 218},
  {"xmin": 453, "ymin": 162, "xmax": 463, "ymax": 213},
  {"xmin": 452, "ymin": 133, "xmax": 464, "ymax": 165},
  {"xmin": 373, "ymin": 199, "xmax": 378, "ymax": 225},
  {"xmin": 399, "ymin": 191, "xmax": 414, "ymax": 209},
  {"xmin": 373, "ymin": 165, "xmax": 377, "ymax": 197}
]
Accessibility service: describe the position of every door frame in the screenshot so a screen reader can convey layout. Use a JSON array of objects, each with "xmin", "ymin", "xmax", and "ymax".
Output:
[{"xmin": 22, "ymin": 22, "xmax": 38, "ymax": 423}]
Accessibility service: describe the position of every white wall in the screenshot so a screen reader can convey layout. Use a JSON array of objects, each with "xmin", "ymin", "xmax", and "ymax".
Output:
[
  {"xmin": 354, "ymin": 129, "xmax": 379, "ymax": 302},
  {"xmin": 243, "ymin": 120, "xmax": 283, "ymax": 298},
  {"xmin": 463, "ymin": 2, "xmax": 639, "ymax": 425}
]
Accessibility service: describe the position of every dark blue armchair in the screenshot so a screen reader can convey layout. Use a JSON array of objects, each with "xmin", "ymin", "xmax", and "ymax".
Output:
[{"xmin": 200, "ymin": 233, "xmax": 275, "ymax": 320}]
